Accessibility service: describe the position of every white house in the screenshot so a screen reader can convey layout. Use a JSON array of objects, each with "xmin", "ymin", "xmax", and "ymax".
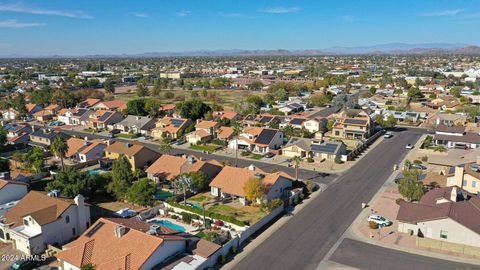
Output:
[
  {"xmin": 228, "ymin": 127, "xmax": 284, "ymax": 153},
  {"xmin": 0, "ymin": 191, "xmax": 91, "ymax": 255},
  {"xmin": 0, "ymin": 180, "xmax": 28, "ymax": 205}
]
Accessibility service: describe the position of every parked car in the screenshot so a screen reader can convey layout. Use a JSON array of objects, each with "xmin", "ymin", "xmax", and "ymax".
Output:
[
  {"xmin": 405, "ymin": 144, "xmax": 414, "ymax": 149},
  {"xmin": 174, "ymin": 140, "xmax": 186, "ymax": 145},
  {"xmin": 9, "ymin": 259, "xmax": 40, "ymax": 270},
  {"xmin": 264, "ymin": 152, "xmax": 275, "ymax": 158},
  {"xmin": 412, "ymin": 163, "xmax": 427, "ymax": 170},
  {"xmin": 384, "ymin": 132, "xmax": 393, "ymax": 138},
  {"xmin": 367, "ymin": 214, "xmax": 392, "ymax": 227}
]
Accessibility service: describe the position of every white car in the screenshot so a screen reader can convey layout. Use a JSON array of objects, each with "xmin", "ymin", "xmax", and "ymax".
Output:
[
  {"xmin": 405, "ymin": 144, "xmax": 414, "ymax": 149},
  {"xmin": 367, "ymin": 214, "xmax": 392, "ymax": 227},
  {"xmin": 384, "ymin": 132, "xmax": 393, "ymax": 138}
]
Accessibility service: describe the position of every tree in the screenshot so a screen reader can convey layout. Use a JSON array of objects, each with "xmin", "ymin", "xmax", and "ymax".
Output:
[
  {"xmin": 124, "ymin": 99, "xmax": 147, "ymax": 116},
  {"xmin": 177, "ymin": 100, "xmax": 211, "ymax": 121},
  {"xmin": 127, "ymin": 178, "xmax": 156, "ymax": 206},
  {"xmin": 47, "ymin": 167, "xmax": 107, "ymax": 199},
  {"xmin": 407, "ymin": 87, "xmax": 424, "ymax": 100},
  {"xmin": 0, "ymin": 126, "xmax": 7, "ymax": 147},
  {"xmin": 136, "ymin": 85, "xmax": 149, "ymax": 97},
  {"xmin": 172, "ymin": 175, "xmax": 193, "ymax": 205},
  {"xmin": 145, "ymin": 99, "xmax": 161, "ymax": 117},
  {"xmin": 86, "ymin": 78, "xmax": 100, "ymax": 88},
  {"xmin": 398, "ymin": 168, "xmax": 424, "ymax": 202},
  {"xmin": 51, "ymin": 136, "xmax": 68, "ymax": 171},
  {"xmin": 80, "ymin": 263, "xmax": 96, "ymax": 270},
  {"xmin": 164, "ymin": 92, "xmax": 175, "ymax": 99},
  {"xmin": 232, "ymin": 122, "xmax": 242, "ymax": 167},
  {"xmin": 103, "ymin": 80, "xmax": 115, "ymax": 94},
  {"xmin": 108, "ymin": 155, "xmax": 133, "ymax": 200},
  {"xmin": 159, "ymin": 141, "xmax": 172, "ymax": 154},
  {"xmin": 21, "ymin": 148, "xmax": 44, "ymax": 173},
  {"xmin": 377, "ymin": 115, "xmax": 397, "ymax": 129},
  {"xmin": 185, "ymin": 171, "xmax": 208, "ymax": 192},
  {"xmin": 243, "ymin": 177, "xmax": 265, "ymax": 204},
  {"xmin": 248, "ymin": 80, "xmax": 263, "ymax": 90},
  {"xmin": 12, "ymin": 93, "xmax": 27, "ymax": 118},
  {"xmin": 332, "ymin": 92, "xmax": 357, "ymax": 110},
  {"xmin": 291, "ymin": 156, "xmax": 303, "ymax": 181}
]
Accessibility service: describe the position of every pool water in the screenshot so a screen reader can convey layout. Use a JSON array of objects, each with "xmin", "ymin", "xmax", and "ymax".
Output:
[
  {"xmin": 188, "ymin": 202, "xmax": 202, "ymax": 209},
  {"xmin": 155, "ymin": 191, "xmax": 173, "ymax": 200},
  {"xmin": 150, "ymin": 219, "xmax": 186, "ymax": 232},
  {"xmin": 87, "ymin": 169, "xmax": 102, "ymax": 175}
]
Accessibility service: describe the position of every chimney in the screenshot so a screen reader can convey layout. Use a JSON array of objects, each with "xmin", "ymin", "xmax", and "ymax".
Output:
[
  {"xmin": 452, "ymin": 166, "xmax": 465, "ymax": 188},
  {"xmin": 187, "ymin": 155, "xmax": 195, "ymax": 165},
  {"xmin": 136, "ymin": 116, "xmax": 141, "ymax": 121},
  {"xmin": 125, "ymin": 142, "xmax": 132, "ymax": 148},
  {"xmin": 147, "ymin": 224, "xmax": 160, "ymax": 235},
  {"xmin": 114, "ymin": 225, "xmax": 127, "ymax": 238},
  {"xmin": 248, "ymin": 164, "xmax": 256, "ymax": 171},
  {"xmin": 450, "ymin": 187, "xmax": 458, "ymax": 202},
  {"xmin": 84, "ymin": 136, "xmax": 89, "ymax": 141}
]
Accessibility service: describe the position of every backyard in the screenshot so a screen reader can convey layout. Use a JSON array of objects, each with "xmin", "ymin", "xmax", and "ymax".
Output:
[{"xmin": 208, "ymin": 204, "xmax": 267, "ymax": 225}]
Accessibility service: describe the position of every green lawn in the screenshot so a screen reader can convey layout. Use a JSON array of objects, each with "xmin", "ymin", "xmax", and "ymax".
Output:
[
  {"xmin": 189, "ymin": 195, "xmax": 210, "ymax": 203},
  {"xmin": 208, "ymin": 204, "xmax": 267, "ymax": 224},
  {"xmin": 190, "ymin": 145, "xmax": 220, "ymax": 152},
  {"xmin": 117, "ymin": 133, "xmax": 139, "ymax": 139},
  {"xmin": 249, "ymin": 154, "xmax": 264, "ymax": 160}
]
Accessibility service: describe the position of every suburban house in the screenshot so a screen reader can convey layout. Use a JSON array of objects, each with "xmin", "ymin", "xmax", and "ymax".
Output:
[
  {"xmin": 397, "ymin": 186, "xmax": 480, "ymax": 248},
  {"xmin": 84, "ymin": 110, "xmax": 123, "ymax": 130},
  {"xmin": 146, "ymin": 154, "xmax": 222, "ymax": 184},
  {"xmin": 436, "ymin": 113, "xmax": 468, "ymax": 126},
  {"xmin": 434, "ymin": 124, "xmax": 480, "ymax": 149},
  {"xmin": 383, "ymin": 110, "xmax": 420, "ymax": 123},
  {"xmin": 281, "ymin": 118, "xmax": 306, "ymax": 129},
  {"xmin": 303, "ymin": 118, "xmax": 328, "ymax": 134},
  {"xmin": 216, "ymin": 126, "xmax": 235, "ymax": 141},
  {"xmin": 104, "ymin": 141, "xmax": 160, "ymax": 171},
  {"xmin": 281, "ymin": 137, "xmax": 347, "ymax": 161},
  {"xmin": 228, "ymin": 127, "xmax": 284, "ymax": 153},
  {"xmin": 77, "ymin": 98, "xmax": 101, "ymax": 108},
  {"xmin": 92, "ymin": 100, "xmax": 127, "ymax": 111},
  {"xmin": 0, "ymin": 179, "xmax": 28, "ymax": 204},
  {"xmin": 3, "ymin": 123, "xmax": 31, "ymax": 139},
  {"xmin": 209, "ymin": 165, "xmax": 293, "ymax": 205},
  {"xmin": 55, "ymin": 218, "xmax": 218, "ymax": 270},
  {"xmin": 66, "ymin": 137, "xmax": 106, "ymax": 163},
  {"xmin": 159, "ymin": 104, "xmax": 177, "ymax": 116},
  {"xmin": 426, "ymin": 96, "xmax": 460, "ymax": 110},
  {"xmin": 151, "ymin": 117, "xmax": 192, "ymax": 140},
  {"xmin": 112, "ymin": 115, "xmax": 156, "ymax": 135},
  {"xmin": 186, "ymin": 120, "xmax": 221, "ymax": 145},
  {"xmin": 0, "ymin": 191, "xmax": 90, "ymax": 255},
  {"xmin": 57, "ymin": 108, "xmax": 90, "ymax": 126},
  {"xmin": 2, "ymin": 104, "xmax": 42, "ymax": 120},
  {"xmin": 276, "ymin": 102, "xmax": 306, "ymax": 115},
  {"xmin": 447, "ymin": 159, "xmax": 480, "ymax": 194},
  {"xmin": 29, "ymin": 127, "xmax": 70, "ymax": 148},
  {"xmin": 33, "ymin": 104, "xmax": 63, "ymax": 123},
  {"xmin": 331, "ymin": 110, "xmax": 373, "ymax": 140},
  {"xmin": 212, "ymin": 110, "xmax": 242, "ymax": 122}
]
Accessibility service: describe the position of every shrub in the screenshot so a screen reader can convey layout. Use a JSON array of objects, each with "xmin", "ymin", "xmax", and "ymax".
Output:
[
  {"xmin": 369, "ymin": 221, "xmax": 378, "ymax": 229},
  {"xmin": 262, "ymin": 198, "xmax": 283, "ymax": 211},
  {"xmin": 181, "ymin": 212, "xmax": 199, "ymax": 223},
  {"xmin": 217, "ymin": 254, "xmax": 226, "ymax": 265},
  {"xmin": 241, "ymin": 150, "xmax": 251, "ymax": 157},
  {"xmin": 334, "ymin": 157, "xmax": 344, "ymax": 164},
  {"xmin": 230, "ymin": 246, "xmax": 238, "ymax": 254},
  {"xmin": 293, "ymin": 198, "xmax": 299, "ymax": 205},
  {"xmin": 306, "ymin": 180, "xmax": 317, "ymax": 193},
  {"xmin": 299, "ymin": 193, "xmax": 305, "ymax": 200},
  {"xmin": 205, "ymin": 219, "xmax": 212, "ymax": 228},
  {"xmin": 413, "ymin": 160, "xmax": 422, "ymax": 164},
  {"xmin": 214, "ymin": 220, "xmax": 224, "ymax": 226},
  {"xmin": 169, "ymin": 202, "xmax": 247, "ymax": 226},
  {"xmin": 421, "ymin": 156, "xmax": 428, "ymax": 162},
  {"xmin": 306, "ymin": 157, "xmax": 314, "ymax": 163},
  {"xmin": 395, "ymin": 198, "xmax": 405, "ymax": 205}
]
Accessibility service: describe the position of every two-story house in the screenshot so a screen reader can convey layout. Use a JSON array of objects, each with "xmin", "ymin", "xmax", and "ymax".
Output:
[
  {"xmin": 151, "ymin": 117, "xmax": 192, "ymax": 140},
  {"xmin": 331, "ymin": 110, "xmax": 373, "ymax": 140},
  {"xmin": 186, "ymin": 120, "xmax": 221, "ymax": 144},
  {"xmin": 228, "ymin": 127, "xmax": 284, "ymax": 153},
  {"xmin": 104, "ymin": 141, "xmax": 160, "ymax": 171}
]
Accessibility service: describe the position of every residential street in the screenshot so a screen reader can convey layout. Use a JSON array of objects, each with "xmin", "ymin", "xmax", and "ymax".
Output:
[
  {"xmin": 231, "ymin": 128, "xmax": 430, "ymax": 270},
  {"xmin": 329, "ymin": 238, "xmax": 480, "ymax": 270}
]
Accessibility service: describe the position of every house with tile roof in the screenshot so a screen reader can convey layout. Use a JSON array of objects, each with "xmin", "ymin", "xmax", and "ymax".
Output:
[
  {"xmin": 92, "ymin": 100, "xmax": 127, "ymax": 111},
  {"xmin": 151, "ymin": 117, "xmax": 192, "ymax": 140},
  {"xmin": 77, "ymin": 98, "xmax": 101, "ymax": 108},
  {"xmin": 66, "ymin": 138, "xmax": 107, "ymax": 163},
  {"xmin": 209, "ymin": 165, "xmax": 293, "ymax": 205},
  {"xmin": 0, "ymin": 191, "xmax": 90, "ymax": 255},
  {"xmin": 112, "ymin": 115, "xmax": 156, "ymax": 135},
  {"xmin": 216, "ymin": 126, "xmax": 235, "ymax": 141},
  {"xmin": 32, "ymin": 104, "xmax": 63, "ymax": 122},
  {"xmin": 55, "ymin": 217, "xmax": 218, "ymax": 270},
  {"xmin": 397, "ymin": 186, "xmax": 480, "ymax": 247},
  {"xmin": 0, "ymin": 179, "xmax": 27, "ymax": 205},
  {"xmin": 228, "ymin": 127, "xmax": 284, "ymax": 153},
  {"xmin": 331, "ymin": 110, "xmax": 373, "ymax": 140},
  {"xmin": 212, "ymin": 110, "xmax": 241, "ymax": 122},
  {"xmin": 104, "ymin": 141, "xmax": 160, "ymax": 171},
  {"xmin": 281, "ymin": 137, "xmax": 346, "ymax": 161},
  {"xmin": 84, "ymin": 110, "xmax": 123, "ymax": 130},
  {"xmin": 146, "ymin": 154, "xmax": 222, "ymax": 184},
  {"xmin": 186, "ymin": 120, "xmax": 221, "ymax": 145}
]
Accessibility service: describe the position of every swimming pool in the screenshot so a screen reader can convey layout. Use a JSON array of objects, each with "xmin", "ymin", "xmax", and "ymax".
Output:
[
  {"xmin": 150, "ymin": 219, "xmax": 186, "ymax": 232},
  {"xmin": 188, "ymin": 202, "xmax": 202, "ymax": 209},
  {"xmin": 154, "ymin": 190, "xmax": 173, "ymax": 200}
]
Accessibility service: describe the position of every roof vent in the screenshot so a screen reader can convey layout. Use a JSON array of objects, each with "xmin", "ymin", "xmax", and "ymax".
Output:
[
  {"xmin": 47, "ymin": 190, "xmax": 60, "ymax": 197},
  {"xmin": 248, "ymin": 164, "xmax": 256, "ymax": 171},
  {"xmin": 114, "ymin": 225, "xmax": 127, "ymax": 238},
  {"xmin": 125, "ymin": 143, "xmax": 132, "ymax": 148},
  {"xmin": 147, "ymin": 224, "xmax": 161, "ymax": 235},
  {"xmin": 255, "ymin": 173, "xmax": 265, "ymax": 179}
]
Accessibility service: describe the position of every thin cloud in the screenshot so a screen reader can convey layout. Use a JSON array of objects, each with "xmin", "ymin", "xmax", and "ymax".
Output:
[
  {"xmin": 420, "ymin": 9, "xmax": 464, "ymax": 17},
  {"xmin": 0, "ymin": 19, "xmax": 43, "ymax": 28},
  {"xmin": 218, "ymin": 12, "xmax": 244, "ymax": 18},
  {"xmin": 0, "ymin": 3, "xmax": 93, "ymax": 19},
  {"xmin": 178, "ymin": 10, "xmax": 191, "ymax": 17},
  {"xmin": 131, "ymin": 12, "xmax": 150, "ymax": 18},
  {"xmin": 261, "ymin": 7, "xmax": 300, "ymax": 14}
]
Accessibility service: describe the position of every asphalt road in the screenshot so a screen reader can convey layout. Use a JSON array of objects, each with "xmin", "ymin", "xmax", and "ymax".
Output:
[
  {"xmin": 330, "ymin": 238, "xmax": 480, "ymax": 270},
  {"xmin": 61, "ymin": 129, "xmax": 336, "ymax": 184},
  {"xmin": 232, "ymin": 128, "xmax": 426, "ymax": 270}
]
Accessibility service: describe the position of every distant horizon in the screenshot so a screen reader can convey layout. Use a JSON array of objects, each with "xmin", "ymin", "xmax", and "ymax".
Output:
[{"xmin": 1, "ymin": 1, "xmax": 480, "ymax": 56}]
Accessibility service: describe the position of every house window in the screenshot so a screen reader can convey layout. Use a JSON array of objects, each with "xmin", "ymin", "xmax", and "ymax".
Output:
[
  {"xmin": 65, "ymin": 215, "xmax": 70, "ymax": 224},
  {"xmin": 463, "ymin": 180, "xmax": 468, "ymax": 187},
  {"xmin": 440, "ymin": 230, "xmax": 448, "ymax": 239},
  {"xmin": 447, "ymin": 178, "xmax": 454, "ymax": 186},
  {"xmin": 23, "ymin": 220, "xmax": 29, "ymax": 226},
  {"xmin": 473, "ymin": 181, "xmax": 478, "ymax": 188},
  {"xmin": 335, "ymin": 131, "xmax": 340, "ymax": 136},
  {"xmin": 72, "ymin": 228, "xmax": 76, "ymax": 236}
]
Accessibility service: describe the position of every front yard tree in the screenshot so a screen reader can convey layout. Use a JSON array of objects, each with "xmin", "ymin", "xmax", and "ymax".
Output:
[
  {"xmin": 292, "ymin": 156, "xmax": 303, "ymax": 181},
  {"xmin": 159, "ymin": 141, "xmax": 172, "ymax": 154},
  {"xmin": 172, "ymin": 175, "xmax": 193, "ymax": 205},
  {"xmin": 244, "ymin": 177, "xmax": 265, "ymax": 204},
  {"xmin": 108, "ymin": 155, "xmax": 133, "ymax": 200},
  {"xmin": 127, "ymin": 178, "xmax": 156, "ymax": 207},
  {"xmin": 51, "ymin": 136, "xmax": 68, "ymax": 171},
  {"xmin": 398, "ymin": 168, "xmax": 424, "ymax": 202}
]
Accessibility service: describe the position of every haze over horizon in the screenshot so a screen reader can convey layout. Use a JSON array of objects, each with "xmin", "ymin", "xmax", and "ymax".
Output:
[{"xmin": 0, "ymin": 0, "xmax": 480, "ymax": 56}]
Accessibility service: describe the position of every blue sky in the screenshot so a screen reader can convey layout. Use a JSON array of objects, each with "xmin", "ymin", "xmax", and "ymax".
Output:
[{"xmin": 0, "ymin": 0, "xmax": 479, "ymax": 55}]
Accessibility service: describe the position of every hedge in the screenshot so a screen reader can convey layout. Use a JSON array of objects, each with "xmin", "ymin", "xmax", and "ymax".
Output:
[{"xmin": 169, "ymin": 202, "xmax": 248, "ymax": 226}]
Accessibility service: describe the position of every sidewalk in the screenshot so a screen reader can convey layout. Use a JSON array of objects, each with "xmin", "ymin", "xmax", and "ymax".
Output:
[{"xmin": 223, "ymin": 184, "xmax": 327, "ymax": 270}]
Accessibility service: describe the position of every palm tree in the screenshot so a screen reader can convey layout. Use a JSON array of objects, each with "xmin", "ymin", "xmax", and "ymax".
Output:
[
  {"xmin": 51, "ymin": 136, "xmax": 68, "ymax": 171},
  {"xmin": 172, "ymin": 175, "xmax": 193, "ymax": 205},
  {"xmin": 292, "ymin": 156, "xmax": 303, "ymax": 181},
  {"xmin": 231, "ymin": 122, "xmax": 243, "ymax": 167},
  {"xmin": 159, "ymin": 141, "xmax": 172, "ymax": 155}
]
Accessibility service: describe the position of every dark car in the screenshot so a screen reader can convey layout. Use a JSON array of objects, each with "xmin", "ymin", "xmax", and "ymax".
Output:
[
  {"xmin": 264, "ymin": 152, "xmax": 275, "ymax": 158},
  {"xmin": 9, "ymin": 259, "xmax": 39, "ymax": 270}
]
